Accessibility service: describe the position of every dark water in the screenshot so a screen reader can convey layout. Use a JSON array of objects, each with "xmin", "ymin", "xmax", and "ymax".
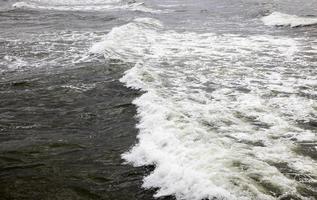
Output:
[
  {"xmin": 0, "ymin": 61, "xmax": 164, "ymax": 199},
  {"xmin": 0, "ymin": 2, "xmax": 163, "ymax": 199},
  {"xmin": 0, "ymin": 0, "xmax": 317, "ymax": 199}
]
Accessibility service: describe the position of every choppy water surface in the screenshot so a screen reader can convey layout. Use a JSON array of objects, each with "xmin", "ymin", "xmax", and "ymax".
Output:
[{"xmin": 0, "ymin": 0, "xmax": 316, "ymax": 199}]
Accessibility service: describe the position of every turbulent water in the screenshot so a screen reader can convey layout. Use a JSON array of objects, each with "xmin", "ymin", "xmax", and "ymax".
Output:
[{"xmin": 0, "ymin": 0, "xmax": 317, "ymax": 200}]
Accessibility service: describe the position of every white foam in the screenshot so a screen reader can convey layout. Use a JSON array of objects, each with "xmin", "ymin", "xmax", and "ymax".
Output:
[
  {"xmin": 91, "ymin": 18, "xmax": 317, "ymax": 199},
  {"xmin": 2, "ymin": 55, "xmax": 28, "ymax": 70},
  {"xmin": 12, "ymin": 0, "xmax": 160, "ymax": 13},
  {"xmin": 262, "ymin": 12, "xmax": 317, "ymax": 27},
  {"xmin": 61, "ymin": 83, "xmax": 96, "ymax": 92},
  {"xmin": 1, "ymin": 31, "xmax": 104, "ymax": 72}
]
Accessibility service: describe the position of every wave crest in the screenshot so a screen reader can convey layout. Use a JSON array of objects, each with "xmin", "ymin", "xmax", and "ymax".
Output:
[
  {"xmin": 12, "ymin": 0, "xmax": 160, "ymax": 13},
  {"xmin": 261, "ymin": 12, "xmax": 317, "ymax": 27}
]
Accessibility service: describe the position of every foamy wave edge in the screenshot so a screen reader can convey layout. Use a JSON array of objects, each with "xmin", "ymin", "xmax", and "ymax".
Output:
[
  {"xmin": 261, "ymin": 12, "xmax": 317, "ymax": 27},
  {"xmin": 12, "ymin": 1, "xmax": 161, "ymax": 13},
  {"xmin": 90, "ymin": 18, "xmax": 317, "ymax": 200}
]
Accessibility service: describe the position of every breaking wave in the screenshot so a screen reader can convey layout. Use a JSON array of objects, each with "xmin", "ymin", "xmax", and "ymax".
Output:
[
  {"xmin": 262, "ymin": 12, "xmax": 317, "ymax": 27},
  {"xmin": 91, "ymin": 18, "xmax": 317, "ymax": 199}
]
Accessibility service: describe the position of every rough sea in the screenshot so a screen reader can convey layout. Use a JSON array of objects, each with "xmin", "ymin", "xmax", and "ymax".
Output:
[{"xmin": 0, "ymin": 0, "xmax": 316, "ymax": 199}]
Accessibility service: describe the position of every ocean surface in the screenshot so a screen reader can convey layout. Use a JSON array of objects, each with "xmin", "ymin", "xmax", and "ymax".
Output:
[{"xmin": 0, "ymin": 0, "xmax": 316, "ymax": 199}]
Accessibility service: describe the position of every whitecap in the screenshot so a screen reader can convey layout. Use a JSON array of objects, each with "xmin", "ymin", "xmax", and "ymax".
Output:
[{"xmin": 261, "ymin": 12, "xmax": 317, "ymax": 27}]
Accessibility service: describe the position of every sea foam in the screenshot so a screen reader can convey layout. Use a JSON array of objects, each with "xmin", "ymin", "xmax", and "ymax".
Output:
[
  {"xmin": 12, "ymin": 0, "xmax": 160, "ymax": 13},
  {"xmin": 91, "ymin": 18, "xmax": 317, "ymax": 200},
  {"xmin": 262, "ymin": 12, "xmax": 317, "ymax": 27}
]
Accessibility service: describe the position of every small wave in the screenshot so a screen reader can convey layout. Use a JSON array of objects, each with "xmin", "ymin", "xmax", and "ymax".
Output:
[
  {"xmin": 89, "ymin": 18, "xmax": 163, "ymax": 62},
  {"xmin": 261, "ymin": 12, "xmax": 317, "ymax": 27},
  {"xmin": 0, "ymin": 31, "xmax": 104, "ymax": 73},
  {"xmin": 1, "ymin": 55, "xmax": 29, "ymax": 71},
  {"xmin": 61, "ymin": 83, "xmax": 96, "ymax": 92},
  {"xmin": 12, "ymin": 0, "xmax": 160, "ymax": 13}
]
